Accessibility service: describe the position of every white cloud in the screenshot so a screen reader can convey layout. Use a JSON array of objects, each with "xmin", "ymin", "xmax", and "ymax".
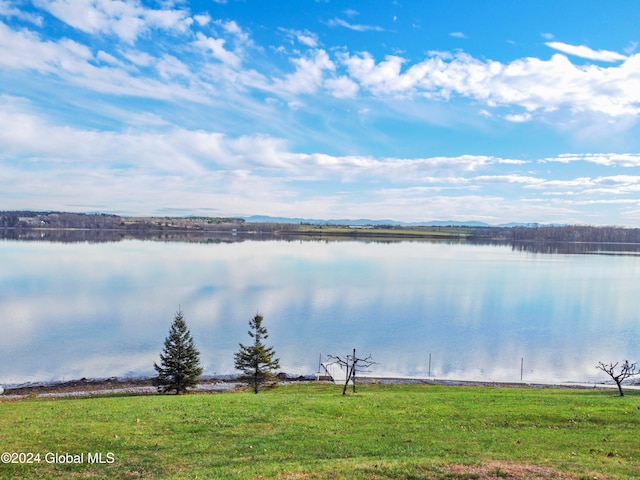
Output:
[
  {"xmin": 277, "ymin": 49, "xmax": 335, "ymax": 95},
  {"xmin": 542, "ymin": 153, "xmax": 640, "ymax": 167},
  {"xmin": 2, "ymin": 97, "xmax": 639, "ymax": 224},
  {"xmin": 324, "ymin": 75, "xmax": 359, "ymax": 98},
  {"xmin": 34, "ymin": 0, "xmax": 192, "ymax": 44},
  {"xmin": 0, "ymin": 0, "xmax": 43, "ymax": 25},
  {"xmin": 341, "ymin": 52, "xmax": 408, "ymax": 95},
  {"xmin": 4, "ymin": 5, "xmax": 640, "ymax": 226},
  {"xmin": 529, "ymin": 176, "xmax": 640, "ymax": 200},
  {"xmin": 505, "ymin": 112, "xmax": 532, "ymax": 123},
  {"xmin": 0, "ymin": 100, "xmax": 524, "ymax": 190},
  {"xmin": 624, "ymin": 41, "xmax": 638, "ymax": 55},
  {"xmin": 96, "ymin": 49, "xmax": 123, "ymax": 66},
  {"xmin": 327, "ymin": 18, "xmax": 383, "ymax": 32},
  {"xmin": 193, "ymin": 31, "xmax": 241, "ymax": 67},
  {"xmin": 121, "ymin": 49, "xmax": 154, "ymax": 66},
  {"xmin": 215, "ymin": 19, "xmax": 249, "ymax": 43},
  {"xmin": 338, "ymin": 50, "xmax": 640, "ymax": 117},
  {"xmin": 155, "ymin": 54, "xmax": 191, "ymax": 80},
  {"xmin": 5, "ymin": 5, "xmax": 640, "ymax": 129},
  {"xmin": 344, "ymin": 191, "xmax": 576, "ymax": 225},
  {"xmin": 280, "ymin": 28, "xmax": 319, "ymax": 48},
  {"xmin": 450, "ymin": 32, "xmax": 466, "ymax": 39},
  {"xmin": 193, "ymin": 13, "xmax": 211, "ymax": 26},
  {"xmin": 0, "ymin": 22, "xmax": 206, "ymax": 101},
  {"xmin": 0, "ymin": 22, "xmax": 69, "ymax": 73},
  {"xmin": 546, "ymin": 41, "xmax": 626, "ymax": 62},
  {"xmin": 475, "ymin": 175, "xmax": 543, "ymax": 185}
]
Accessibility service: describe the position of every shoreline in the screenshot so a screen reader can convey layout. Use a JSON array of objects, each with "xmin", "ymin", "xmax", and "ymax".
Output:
[{"xmin": 2, "ymin": 374, "xmax": 637, "ymax": 399}]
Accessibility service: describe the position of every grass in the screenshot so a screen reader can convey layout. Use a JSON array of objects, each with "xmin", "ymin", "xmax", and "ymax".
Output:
[{"xmin": 1, "ymin": 383, "xmax": 639, "ymax": 479}]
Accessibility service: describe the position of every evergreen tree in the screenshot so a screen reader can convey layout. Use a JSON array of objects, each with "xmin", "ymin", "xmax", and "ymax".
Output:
[
  {"xmin": 153, "ymin": 309, "xmax": 203, "ymax": 394},
  {"xmin": 234, "ymin": 314, "xmax": 280, "ymax": 393}
]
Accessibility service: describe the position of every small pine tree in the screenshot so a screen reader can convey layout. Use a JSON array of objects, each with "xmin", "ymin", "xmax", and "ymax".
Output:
[
  {"xmin": 234, "ymin": 313, "xmax": 280, "ymax": 393},
  {"xmin": 153, "ymin": 309, "xmax": 203, "ymax": 394}
]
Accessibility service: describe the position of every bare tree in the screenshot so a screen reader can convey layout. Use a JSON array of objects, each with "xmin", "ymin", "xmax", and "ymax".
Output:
[
  {"xmin": 596, "ymin": 360, "xmax": 639, "ymax": 396},
  {"xmin": 327, "ymin": 349, "xmax": 376, "ymax": 395}
]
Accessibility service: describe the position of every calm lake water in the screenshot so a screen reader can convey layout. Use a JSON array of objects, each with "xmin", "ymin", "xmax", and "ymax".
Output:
[{"xmin": 1, "ymin": 238, "xmax": 639, "ymax": 385}]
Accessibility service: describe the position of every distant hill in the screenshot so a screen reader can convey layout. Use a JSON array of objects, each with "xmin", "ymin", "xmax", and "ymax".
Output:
[{"xmin": 243, "ymin": 215, "xmax": 491, "ymax": 227}]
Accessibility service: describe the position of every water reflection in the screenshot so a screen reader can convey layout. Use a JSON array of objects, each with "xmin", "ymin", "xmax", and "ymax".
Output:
[
  {"xmin": 7, "ymin": 227, "xmax": 640, "ymax": 256},
  {"xmin": 1, "ymin": 239, "xmax": 639, "ymax": 385}
]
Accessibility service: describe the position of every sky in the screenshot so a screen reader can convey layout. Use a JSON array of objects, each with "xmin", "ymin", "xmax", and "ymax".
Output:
[{"xmin": 2, "ymin": 0, "xmax": 640, "ymax": 225}]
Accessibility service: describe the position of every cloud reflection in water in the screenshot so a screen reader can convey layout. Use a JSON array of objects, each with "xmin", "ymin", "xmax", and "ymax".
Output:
[{"xmin": 1, "ymin": 239, "xmax": 638, "ymax": 385}]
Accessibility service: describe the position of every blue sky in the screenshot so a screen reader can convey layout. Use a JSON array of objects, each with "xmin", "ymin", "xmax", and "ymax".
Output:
[{"xmin": 2, "ymin": 0, "xmax": 640, "ymax": 225}]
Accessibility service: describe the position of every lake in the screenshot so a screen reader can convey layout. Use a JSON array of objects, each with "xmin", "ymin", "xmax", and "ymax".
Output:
[{"xmin": 1, "ymin": 237, "xmax": 639, "ymax": 385}]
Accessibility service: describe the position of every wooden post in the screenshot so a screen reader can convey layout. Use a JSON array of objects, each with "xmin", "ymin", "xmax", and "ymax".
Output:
[{"xmin": 352, "ymin": 348, "xmax": 357, "ymax": 394}]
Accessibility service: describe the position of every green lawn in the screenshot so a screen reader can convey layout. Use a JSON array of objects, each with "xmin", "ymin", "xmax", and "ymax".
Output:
[{"xmin": 1, "ymin": 383, "xmax": 638, "ymax": 479}]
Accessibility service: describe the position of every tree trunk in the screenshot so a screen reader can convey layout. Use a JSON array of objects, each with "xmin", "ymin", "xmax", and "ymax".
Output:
[
  {"xmin": 254, "ymin": 369, "xmax": 259, "ymax": 394},
  {"xmin": 342, "ymin": 364, "xmax": 352, "ymax": 395},
  {"xmin": 352, "ymin": 352, "xmax": 357, "ymax": 394},
  {"xmin": 616, "ymin": 380, "xmax": 624, "ymax": 397}
]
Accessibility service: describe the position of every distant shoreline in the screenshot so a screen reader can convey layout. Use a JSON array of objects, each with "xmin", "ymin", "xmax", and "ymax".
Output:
[{"xmin": 5, "ymin": 211, "xmax": 640, "ymax": 247}]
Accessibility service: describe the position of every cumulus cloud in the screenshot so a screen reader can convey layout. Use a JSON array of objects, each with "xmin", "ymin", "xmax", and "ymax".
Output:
[
  {"xmin": 277, "ymin": 49, "xmax": 335, "ymax": 94},
  {"xmin": 1, "ymin": 96, "xmax": 638, "ymax": 224},
  {"xmin": 324, "ymin": 75, "xmax": 359, "ymax": 98},
  {"xmin": 546, "ymin": 41, "xmax": 626, "ymax": 62},
  {"xmin": 193, "ymin": 13, "xmax": 211, "ymax": 26},
  {"xmin": 280, "ymin": 27, "xmax": 319, "ymax": 48},
  {"xmin": 5, "ymin": 4, "xmax": 640, "ymax": 125},
  {"xmin": 341, "ymin": 53, "xmax": 408, "ymax": 95},
  {"xmin": 3, "ymin": 4, "xmax": 640, "ymax": 225},
  {"xmin": 193, "ymin": 31, "xmax": 241, "ymax": 67},
  {"xmin": 0, "ymin": 100, "xmax": 523, "ymax": 187},
  {"xmin": 337, "ymin": 50, "xmax": 640, "ymax": 117},
  {"xmin": 215, "ymin": 19, "xmax": 249, "ymax": 43},
  {"xmin": 34, "ymin": 0, "xmax": 192, "ymax": 44},
  {"xmin": 0, "ymin": 22, "xmax": 206, "ymax": 101},
  {"xmin": 0, "ymin": 0, "xmax": 43, "ymax": 25}
]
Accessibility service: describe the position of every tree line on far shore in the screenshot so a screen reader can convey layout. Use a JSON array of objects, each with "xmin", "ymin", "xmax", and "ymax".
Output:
[{"xmin": 7, "ymin": 211, "xmax": 640, "ymax": 245}]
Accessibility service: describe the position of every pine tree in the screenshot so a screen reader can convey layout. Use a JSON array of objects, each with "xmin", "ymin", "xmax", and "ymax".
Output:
[
  {"xmin": 153, "ymin": 309, "xmax": 203, "ymax": 394},
  {"xmin": 234, "ymin": 314, "xmax": 280, "ymax": 393}
]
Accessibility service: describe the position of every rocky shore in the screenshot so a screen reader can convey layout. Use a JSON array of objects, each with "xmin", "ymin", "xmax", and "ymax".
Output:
[{"xmin": 1, "ymin": 374, "xmax": 634, "ymax": 400}]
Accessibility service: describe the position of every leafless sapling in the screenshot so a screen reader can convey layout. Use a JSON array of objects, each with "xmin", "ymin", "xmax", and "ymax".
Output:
[
  {"xmin": 596, "ymin": 360, "xmax": 639, "ymax": 396},
  {"xmin": 327, "ymin": 348, "xmax": 377, "ymax": 395}
]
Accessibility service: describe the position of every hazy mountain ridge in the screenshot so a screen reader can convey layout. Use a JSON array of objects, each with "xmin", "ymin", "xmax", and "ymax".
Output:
[{"xmin": 244, "ymin": 215, "xmax": 503, "ymax": 227}]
